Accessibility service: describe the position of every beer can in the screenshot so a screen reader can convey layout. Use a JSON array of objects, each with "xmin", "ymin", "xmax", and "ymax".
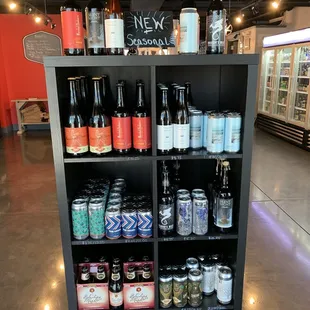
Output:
[
  {"xmin": 201, "ymin": 262, "xmax": 215, "ymax": 296},
  {"xmin": 173, "ymin": 273, "xmax": 188, "ymax": 307},
  {"xmin": 191, "ymin": 189, "xmax": 206, "ymax": 198},
  {"xmin": 137, "ymin": 207, "xmax": 153, "ymax": 238},
  {"xmin": 105, "ymin": 205, "xmax": 122, "ymax": 240},
  {"xmin": 193, "ymin": 196, "xmax": 208, "ymax": 235},
  {"xmin": 215, "ymin": 262, "xmax": 226, "ymax": 291},
  {"xmin": 224, "ymin": 112, "xmax": 242, "ymax": 153},
  {"xmin": 121, "ymin": 208, "xmax": 138, "ymax": 239},
  {"xmin": 217, "ymin": 267, "xmax": 233, "ymax": 305},
  {"xmin": 159, "ymin": 274, "xmax": 173, "ymax": 308},
  {"xmin": 188, "ymin": 269, "xmax": 203, "ymax": 307},
  {"xmin": 89, "ymin": 198, "xmax": 105, "ymax": 239},
  {"xmin": 176, "ymin": 196, "xmax": 192, "ymax": 236},
  {"xmin": 203, "ymin": 112, "xmax": 208, "ymax": 148},
  {"xmin": 207, "ymin": 113, "xmax": 225, "ymax": 153},
  {"xmin": 186, "ymin": 257, "xmax": 199, "ymax": 271},
  {"xmin": 177, "ymin": 189, "xmax": 190, "ymax": 198},
  {"xmin": 71, "ymin": 199, "xmax": 89, "ymax": 240},
  {"xmin": 109, "ymin": 192, "xmax": 122, "ymax": 200},
  {"xmin": 190, "ymin": 110, "xmax": 203, "ymax": 149},
  {"xmin": 180, "ymin": 8, "xmax": 200, "ymax": 54}
]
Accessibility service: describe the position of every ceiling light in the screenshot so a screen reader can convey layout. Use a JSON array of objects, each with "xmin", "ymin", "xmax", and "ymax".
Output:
[
  {"xmin": 59, "ymin": 263, "xmax": 64, "ymax": 270},
  {"xmin": 249, "ymin": 297, "xmax": 256, "ymax": 304},
  {"xmin": 9, "ymin": 2, "xmax": 17, "ymax": 10},
  {"xmin": 272, "ymin": 1, "xmax": 279, "ymax": 9},
  {"xmin": 35, "ymin": 16, "xmax": 42, "ymax": 23},
  {"xmin": 236, "ymin": 16, "xmax": 242, "ymax": 24},
  {"xmin": 44, "ymin": 305, "xmax": 50, "ymax": 310},
  {"xmin": 51, "ymin": 281, "xmax": 57, "ymax": 289}
]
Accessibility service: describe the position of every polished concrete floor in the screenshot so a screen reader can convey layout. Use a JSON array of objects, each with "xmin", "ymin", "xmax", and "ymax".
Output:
[{"xmin": 0, "ymin": 130, "xmax": 310, "ymax": 309}]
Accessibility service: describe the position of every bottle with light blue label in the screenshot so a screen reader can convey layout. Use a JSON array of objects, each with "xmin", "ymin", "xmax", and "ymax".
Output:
[
  {"xmin": 71, "ymin": 199, "xmax": 89, "ymax": 240},
  {"xmin": 207, "ymin": 113, "xmax": 225, "ymax": 153},
  {"xmin": 224, "ymin": 112, "xmax": 242, "ymax": 153}
]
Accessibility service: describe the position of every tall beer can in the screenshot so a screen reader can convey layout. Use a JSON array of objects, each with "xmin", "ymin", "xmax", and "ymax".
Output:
[
  {"xmin": 121, "ymin": 208, "xmax": 138, "ymax": 239},
  {"xmin": 190, "ymin": 110, "xmax": 203, "ymax": 149},
  {"xmin": 105, "ymin": 204, "xmax": 122, "ymax": 240},
  {"xmin": 217, "ymin": 267, "xmax": 233, "ymax": 305},
  {"xmin": 89, "ymin": 198, "xmax": 105, "ymax": 239},
  {"xmin": 224, "ymin": 112, "xmax": 242, "ymax": 153},
  {"xmin": 137, "ymin": 207, "xmax": 153, "ymax": 238},
  {"xmin": 72, "ymin": 199, "xmax": 89, "ymax": 240},
  {"xmin": 193, "ymin": 196, "xmax": 208, "ymax": 235},
  {"xmin": 179, "ymin": 8, "xmax": 200, "ymax": 54},
  {"xmin": 176, "ymin": 196, "xmax": 193, "ymax": 236},
  {"xmin": 207, "ymin": 113, "xmax": 225, "ymax": 153}
]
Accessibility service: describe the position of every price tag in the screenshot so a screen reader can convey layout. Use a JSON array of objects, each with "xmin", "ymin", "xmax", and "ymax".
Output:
[
  {"xmin": 126, "ymin": 157, "xmax": 140, "ymax": 161},
  {"xmin": 171, "ymin": 155, "xmax": 182, "ymax": 160},
  {"xmin": 183, "ymin": 236, "xmax": 196, "ymax": 241},
  {"xmin": 125, "ymin": 238, "xmax": 147, "ymax": 243},
  {"xmin": 208, "ymin": 155, "xmax": 227, "ymax": 160},
  {"xmin": 163, "ymin": 237, "xmax": 174, "ymax": 242},
  {"xmin": 208, "ymin": 236, "xmax": 221, "ymax": 240}
]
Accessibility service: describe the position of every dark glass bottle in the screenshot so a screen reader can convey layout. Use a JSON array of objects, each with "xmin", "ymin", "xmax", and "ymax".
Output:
[
  {"xmin": 185, "ymin": 82, "xmax": 194, "ymax": 111},
  {"xmin": 99, "ymin": 256, "xmax": 108, "ymax": 263},
  {"xmin": 133, "ymin": 81, "xmax": 151, "ymax": 154},
  {"xmin": 112, "ymin": 257, "xmax": 121, "ymax": 271},
  {"xmin": 141, "ymin": 265, "xmax": 153, "ymax": 282},
  {"xmin": 172, "ymin": 160, "xmax": 181, "ymax": 192},
  {"xmin": 206, "ymin": 0, "xmax": 226, "ymax": 54},
  {"xmin": 85, "ymin": 0, "xmax": 106, "ymax": 55},
  {"xmin": 80, "ymin": 266, "xmax": 92, "ymax": 284},
  {"xmin": 211, "ymin": 159, "xmax": 221, "ymax": 222},
  {"xmin": 75, "ymin": 77, "xmax": 87, "ymax": 123},
  {"xmin": 112, "ymin": 83, "xmax": 132, "ymax": 154},
  {"xmin": 102, "ymin": 75, "xmax": 114, "ymax": 116},
  {"xmin": 174, "ymin": 87, "xmax": 190, "ymax": 153},
  {"xmin": 158, "ymin": 167, "xmax": 175, "ymax": 236},
  {"xmin": 126, "ymin": 265, "xmax": 136, "ymax": 283},
  {"xmin": 60, "ymin": 0, "xmax": 84, "ymax": 55},
  {"xmin": 105, "ymin": 0, "xmax": 124, "ymax": 55},
  {"xmin": 96, "ymin": 265, "xmax": 108, "ymax": 283},
  {"xmin": 127, "ymin": 256, "xmax": 135, "ymax": 263},
  {"xmin": 215, "ymin": 161, "xmax": 233, "ymax": 233},
  {"xmin": 157, "ymin": 87, "xmax": 173, "ymax": 154},
  {"xmin": 142, "ymin": 255, "xmax": 150, "ymax": 262},
  {"xmin": 65, "ymin": 78, "xmax": 89, "ymax": 156},
  {"xmin": 109, "ymin": 266, "xmax": 124, "ymax": 310},
  {"xmin": 88, "ymin": 77, "xmax": 112, "ymax": 155}
]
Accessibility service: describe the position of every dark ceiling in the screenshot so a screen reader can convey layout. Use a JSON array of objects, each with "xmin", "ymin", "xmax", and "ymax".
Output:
[{"xmin": 0, "ymin": 0, "xmax": 309, "ymax": 30}]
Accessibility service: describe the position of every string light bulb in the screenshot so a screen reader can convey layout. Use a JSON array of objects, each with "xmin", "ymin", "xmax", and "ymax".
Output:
[
  {"xmin": 236, "ymin": 16, "xmax": 243, "ymax": 24},
  {"xmin": 272, "ymin": 1, "xmax": 279, "ymax": 9},
  {"xmin": 249, "ymin": 297, "xmax": 256, "ymax": 304},
  {"xmin": 34, "ymin": 16, "xmax": 42, "ymax": 23},
  {"xmin": 9, "ymin": 2, "xmax": 17, "ymax": 10}
]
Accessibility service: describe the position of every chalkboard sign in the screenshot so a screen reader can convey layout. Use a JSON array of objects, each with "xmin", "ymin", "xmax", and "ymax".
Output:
[
  {"xmin": 124, "ymin": 11, "xmax": 175, "ymax": 48},
  {"xmin": 23, "ymin": 31, "xmax": 62, "ymax": 64}
]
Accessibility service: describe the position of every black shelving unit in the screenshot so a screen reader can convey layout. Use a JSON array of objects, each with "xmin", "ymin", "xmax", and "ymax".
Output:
[{"xmin": 44, "ymin": 55, "xmax": 258, "ymax": 310}]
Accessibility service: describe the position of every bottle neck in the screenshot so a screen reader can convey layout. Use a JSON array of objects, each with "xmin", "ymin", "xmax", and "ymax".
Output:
[
  {"xmin": 116, "ymin": 86, "xmax": 125, "ymax": 108},
  {"xmin": 81, "ymin": 272, "xmax": 90, "ymax": 281},
  {"xmin": 162, "ymin": 90, "xmax": 168, "ymax": 108},
  {"xmin": 142, "ymin": 271, "xmax": 151, "ymax": 280},
  {"xmin": 69, "ymin": 80, "xmax": 78, "ymax": 107},
  {"xmin": 97, "ymin": 271, "xmax": 106, "ymax": 280},
  {"xmin": 127, "ymin": 271, "xmax": 136, "ymax": 280},
  {"xmin": 136, "ymin": 84, "xmax": 145, "ymax": 108},
  {"xmin": 178, "ymin": 89, "xmax": 186, "ymax": 108},
  {"xmin": 162, "ymin": 171, "xmax": 170, "ymax": 190},
  {"xmin": 80, "ymin": 78, "xmax": 87, "ymax": 100},
  {"xmin": 222, "ymin": 168, "xmax": 228, "ymax": 187},
  {"xmin": 111, "ymin": 271, "xmax": 121, "ymax": 281},
  {"xmin": 93, "ymin": 80, "xmax": 102, "ymax": 107}
]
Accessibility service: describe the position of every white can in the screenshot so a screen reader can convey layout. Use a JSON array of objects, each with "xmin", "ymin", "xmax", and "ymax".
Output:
[
  {"xmin": 179, "ymin": 8, "xmax": 200, "ymax": 54},
  {"xmin": 217, "ymin": 266, "xmax": 233, "ymax": 305},
  {"xmin": 201, "ymin": 263, "xmax": 215, "ymax": 295}
]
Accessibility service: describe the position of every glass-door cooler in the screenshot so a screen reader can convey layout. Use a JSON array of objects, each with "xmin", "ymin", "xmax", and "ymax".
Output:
[
  {"xmin": 272, "ymin": 47, "xmax": 293, "ymax": 120},
  {"xmin": 258, "ymin": 49, "xmax": 275, "ymax": 114},
  {"xmin": 289, "ymin": 45, "xmax": 310, "ymax": 127}
]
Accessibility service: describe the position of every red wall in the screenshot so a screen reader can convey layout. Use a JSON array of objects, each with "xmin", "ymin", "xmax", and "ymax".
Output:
[{"xmin": 0, "ymin": 14, "xmax": 62, "ymax": 128}]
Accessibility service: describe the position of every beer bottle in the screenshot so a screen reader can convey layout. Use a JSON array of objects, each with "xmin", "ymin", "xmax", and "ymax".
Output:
[
  {"xmin": 80, "ymin": 266, "xmax": 92, "ymax": 284},
  {"xmin": 60, "ymin": 0, "xmax": 84, "ymax": 55},
  {"xmin": 80, "ymin": 76, "xmax": 89, "ymax": 115},
  {"xmin": 105, "ymin": 0, "xmax": 124, "ymax": 55},
  {"xmin": 215, "ymin": 161, "xmax": 233, "ymax": 233},
  {"xmin": 112, "ymin": 257, "xmax": 121, "ymax": 271},
  {"xmin": 185, "ymin": 82, "xmax": 194, "ymax": 111},
  {"xmin": 102, "ymin": 75, "xmax": 115, "ymax": 116},
  {"xmin": 158, "ymin": 167, "xmax": 175, "ymax": 236},
  {"xmin": 96, "ymin": 265, "xmax": 108, "ymax": 283},
  {"xmin": 142, "ymin": 255, "xmax": 150, "ymax": 262},
  {"xmin": 65, "ymin": 78, "xmax": 89, "ymax": 156},
  {"xmin": 99, "ymin": 256, "xmax": 108, "ymax": 263},
  {"xmin": 141, "ymin": 265, "xmax": 153, "ymax": 282},
  {"xmin": 157, "ymin": 87, "xmax": 173, "ymax": 154},
  {"xmin": 85, "ymin": 0, "xmax": 106, "ymax": 55},
  {"xmin": 174, "ymin": 87, "xmax": 190, "ymax": 153},
  {"xmin": 206, "ymin": 0, "xmax": 226, "ymax": 54},
  {"xmin": 127, "ymin": 256, "xmax": 135, "ymax": 263},
  {"xmin": 172, "ymin": 160, "xmax": 181, "ymax": 193},
  {"xmin": 133, "ymin": 81, "xmax": 151, "ymax": 154},
  {"xmin": 126, "ymin": 265, "xmax": 136, "ymax": 283},
  {"xmin": 75, "ymin": 77, "xmax": 87, "ymax": 122},
  {"xmin": 88, "ymin": 77, "xmax": 112, "ymax": 155},
  {"xmin": 109, "ymin": 266, "xmax": 124, "ymax": 310},
  {"xmin": 112, "ymin": 83, "xmax": 132, "ymax": 154}
]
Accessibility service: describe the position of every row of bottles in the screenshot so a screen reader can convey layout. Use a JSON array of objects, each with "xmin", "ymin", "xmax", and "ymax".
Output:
[
  {"xmin": 158, "ymin": 160, "xmax": 234, "ymax": 236},
  {"xmin": 60, "ymin": 0, "xmax": 226, "ymax": 56},
  {"xmin": 65, "ymin": 77, "xmax": 151, "ymax": 156}
]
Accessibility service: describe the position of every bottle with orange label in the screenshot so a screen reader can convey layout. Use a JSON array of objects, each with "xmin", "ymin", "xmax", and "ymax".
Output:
[
  {"xmin": 112, "ymin": 83, "xmax": 132, "ymax": 154},
  {"xmin": 132, "ymin": 81, "xmax": 152, "ymax": 154},
  {"xmin": 60, "ymin": 0, "xmax": 85, "ymax": 56},
  {"xmin": 65, "ymin": 78, "xmax": 89, "ymax": 156},
  {"xmin": 88, "ymin": 77, "xmax": 112, "ymax": 156}
]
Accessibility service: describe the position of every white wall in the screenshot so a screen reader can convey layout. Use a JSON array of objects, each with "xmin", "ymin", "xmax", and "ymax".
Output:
[{"xmin": 283, "ymin": 7, "xmax": 310, "ymax": 31}]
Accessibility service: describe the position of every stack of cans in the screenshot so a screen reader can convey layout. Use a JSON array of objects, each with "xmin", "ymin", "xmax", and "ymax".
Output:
[
  {"xmin": 176, "ymin": 188, "xmax": 208, "ymax": 236},
  {"xmin": 71, "ymin": 178, "xmax": 153, "ymax": 241}
]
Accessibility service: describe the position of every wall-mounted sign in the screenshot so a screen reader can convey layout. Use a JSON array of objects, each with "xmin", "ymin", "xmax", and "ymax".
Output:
[
  {"xmin": 124, "ymin": 11, "xmax": 175, "ymax": 48},
  {"xmin": 23, "ymin": 31, "xmax": 62, "ymax": 64}
]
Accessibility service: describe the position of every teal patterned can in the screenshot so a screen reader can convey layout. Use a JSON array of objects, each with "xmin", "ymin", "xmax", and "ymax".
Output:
[
  {"xmin": 72, "ymin": 199, "xmax": 89, "ymax": 240},
  {"xmin": 89, "ymin": 198, "xmax": 105, "ymax": 239}
]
